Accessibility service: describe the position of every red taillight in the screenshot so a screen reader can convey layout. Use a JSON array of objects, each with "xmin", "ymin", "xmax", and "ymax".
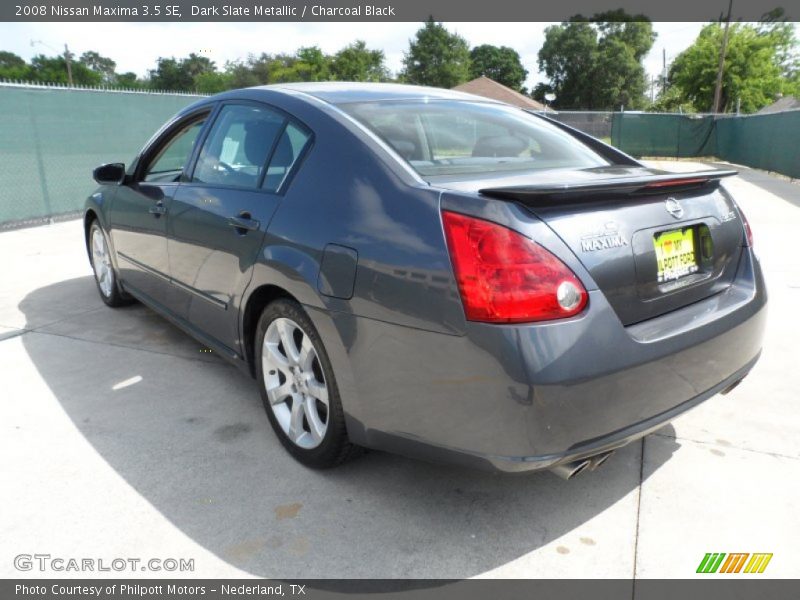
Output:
[{"xmin": 442, "ymin": 211, "xmax": 588, "ymax": 323}]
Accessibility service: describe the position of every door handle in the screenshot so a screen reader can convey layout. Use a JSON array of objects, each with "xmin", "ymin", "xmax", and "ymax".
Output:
[
  {"xmin": 227, "ymin": 213, "xmax": 260, "ymax": 233},
  {"xmin": 148, "ymin": 202, "xmax": 167, "ymax": 216}
]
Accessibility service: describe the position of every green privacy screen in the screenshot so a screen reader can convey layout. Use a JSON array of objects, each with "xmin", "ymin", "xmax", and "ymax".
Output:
[
  {"xmin": 714, "ymin": 111, "xmax": 800, "ymax": 179},
  {"xmin": 611, "ymin": 110, "xmax": 800, "ymax": 179},
  {"xmin": 611, "ymin": 113, "xmax": 716, "ymax": 158},
  {"xmin": 0, "ymin": 84, "xmax": 202, "ymax": 226},
  {"xmin": 2, "ymin": 84, "xmax": 798, "ymax": 227}
]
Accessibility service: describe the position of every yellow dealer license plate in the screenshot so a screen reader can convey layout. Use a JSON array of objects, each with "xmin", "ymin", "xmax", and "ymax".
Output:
[{"xmin": 654, "ymin": 228, "xmax": 699, "ymax": 282}]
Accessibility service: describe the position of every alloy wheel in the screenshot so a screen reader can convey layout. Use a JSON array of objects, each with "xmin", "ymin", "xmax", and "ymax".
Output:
[
  {"xmin": 261, "ymin": 317, "xmax": 330, "ymax": 449},
  {"xmin": 91, "ymin": 226, "xmax": 114, "ymax": 298}
]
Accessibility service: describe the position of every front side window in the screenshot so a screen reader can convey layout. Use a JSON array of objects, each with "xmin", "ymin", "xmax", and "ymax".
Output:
[
  {"xmin": 144, "ymin": 118, "xmax": 206, "ymax": 183},
  {"xmin": 339, "ymin": 100, "xmax": 610, "ymax": 178},
  {"xmin": 193, "ymin": 104, "xmax": 285, "ymax": 189}
]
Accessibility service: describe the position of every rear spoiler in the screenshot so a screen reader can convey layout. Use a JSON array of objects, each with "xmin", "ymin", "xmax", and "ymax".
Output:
[{"xmin": 479, "ymin": 170, "xmax": 737, "ymax": 206}]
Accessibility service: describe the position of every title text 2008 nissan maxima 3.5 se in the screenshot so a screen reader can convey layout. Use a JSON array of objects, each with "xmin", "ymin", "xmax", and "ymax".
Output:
[{"xmin": 84, "ymin": 83, "xmax": 766, "ymax": 478}]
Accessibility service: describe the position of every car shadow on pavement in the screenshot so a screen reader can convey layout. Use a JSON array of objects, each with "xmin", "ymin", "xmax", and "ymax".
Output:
[{"xmin": 19, "ymin": 277, "xmax": 679, "ymax": 579}]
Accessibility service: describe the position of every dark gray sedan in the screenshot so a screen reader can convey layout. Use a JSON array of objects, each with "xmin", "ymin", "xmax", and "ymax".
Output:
[{"xmin": 84, "ymin": 83, "xmax": 766, "ymax": 477}]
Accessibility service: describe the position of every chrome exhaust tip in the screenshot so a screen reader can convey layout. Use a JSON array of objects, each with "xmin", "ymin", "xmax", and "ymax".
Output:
[
  {"xmin": 549, "ymin": 459, "xmax": 591, "ymax": 480},
  {"xmin": 549, "ymin": 450, "xmax": 614, "ymax": 480},
  {"xmin": 721, "ymin": 378, "xmax": 743, "ymax": 395},
  {"xmin": 587, "ymin": 450, "xmax": 614, "ymax": 471}
]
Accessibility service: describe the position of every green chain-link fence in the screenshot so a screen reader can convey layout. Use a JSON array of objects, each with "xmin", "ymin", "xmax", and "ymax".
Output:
[
  {"xmin": 0, "ymin": 82, "xmax": 203, "ymax": 228},
  {"xmin": 545, "ymin": 111, "xmax": 614, "ymax": 142},
  {"xmin": 611, "ymin": 110, "xmax": 800, "ymax": 179},
  {"xmin": 2, "ymin": 83, "xmax": 798, "ymax": 228}
]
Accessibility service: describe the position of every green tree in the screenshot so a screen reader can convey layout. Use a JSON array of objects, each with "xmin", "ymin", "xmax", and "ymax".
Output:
[
  {"xmin": 758, "ymin": 8, "xmax": 799, "ymax": 82},
  {"xmin": 666, "ymin": 22, "xmax": 790, "ymax": 113},
  {"xmin": 538, "ymin": 13, "xmax": 655, "ymax": 109},
  {"xmin": 182, "ymin": 53, "xmax": 216, "ymax": 81},
  {"xmin": 593, "ymin": 10, "xmax": 655, "ymax": 62},
  {"xmin": 258, "ymin": 53, "xmax": 295, "ymax": 83},
  {"xmin": 0, "ymin": 51, "xmax": 28, "ymax": 79},
  {"xmin": 593, "ymin": 36, "xmax": 649, "ymax": 109},
  {"xmin": 401, "ymin": 19, "xmax": 471, "ymax": 88},
  {"xmin": 331, "ymin": 40, "xmax": 389, "ymax": 82},
  {"xmin": 79, "ymin": 51, "xmax": 116, "ymax": 84},
  {"xmin": 225, "ymin": 59, "xmax": 262, "ymax": 88},
  {"xmin": 148, "ymin": 57, "xmax": 191, "ymax": 90},
  {"xmin": 469, "ymin": 45, "xmax": 528, "ymax": 92},
  {"xmin": 538, "ymin": 21, "xmax": 599, "ymax": 108},
  {"xmin": 259, "ymin": 47, "xmax": 332, "ymax": 83},
  {"xmin": 195, "ymin": 70, "xmax": 233, "ymax": 93},
  {"xmin": 148, "ymin": 53, "xmax": 216, "ymax": 91},
  {"xmin": 594, "ymin": 12, "xmax": 654, "ymax": 108},
  {"xmin": 649, "ymin": 83, "xmax": 696, "ymax": 113},
  {"xmin": 290, "ymin": 46, "xmax": 332, "ymax": 81},
  {"xmin": 236, "ymin": 53, "xmax": 278, "ymax": 85},
  {"xmin": 115, "ymin": 71, "xmax": 144, "ymax": 89},
  {"xmin": 28, "ymin": 54, "xmax": 102, "ymax": 85}
]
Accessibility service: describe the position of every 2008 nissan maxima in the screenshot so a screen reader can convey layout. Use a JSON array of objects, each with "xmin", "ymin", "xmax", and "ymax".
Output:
[{"xmin": 84, "ymin": 83, "xmax": 766, "ymax": 477}]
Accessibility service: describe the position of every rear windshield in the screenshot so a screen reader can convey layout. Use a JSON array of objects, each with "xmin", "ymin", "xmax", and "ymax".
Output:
[{"xmin": 339, "ymin": 100, "xmax": 610, "ymax": 177}]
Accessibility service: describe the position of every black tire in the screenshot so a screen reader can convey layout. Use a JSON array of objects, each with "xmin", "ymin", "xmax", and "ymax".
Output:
[
  {"xmin": 88, "ymin": 220, "xmax": 134, "ymax": 308},
  {"xmin": 255, "ymin": 298, "xmax": 360, "ymax": 468}
]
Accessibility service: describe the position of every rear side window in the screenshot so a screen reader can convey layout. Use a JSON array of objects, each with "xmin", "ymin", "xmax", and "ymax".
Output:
[
  {"xmin": 263, "ymin": 123, "xmax": 312, "ymax": 193},
  {"xmin": 193, "ymin": 104, "xmax": 285, "ymax": 189},
  {"xmin": 340, "ymin": 100, "xmax": 609, "ymax": 177}
]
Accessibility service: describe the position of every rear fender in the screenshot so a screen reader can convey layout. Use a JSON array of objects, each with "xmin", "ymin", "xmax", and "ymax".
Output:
[{"xmin": 240, "ymin": 247, "xmax": 365, "ymax": 443}]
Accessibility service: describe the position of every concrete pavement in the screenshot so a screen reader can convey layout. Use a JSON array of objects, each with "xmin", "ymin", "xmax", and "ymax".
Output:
[{"xmin": 1, "ymin": 162, "xmax": 798, "ymax": 580}]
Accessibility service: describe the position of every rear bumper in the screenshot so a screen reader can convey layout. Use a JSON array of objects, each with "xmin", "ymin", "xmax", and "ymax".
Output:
[
  {"xmin": 362, "ymin": 353, "xmax": 760, "ymax": 473},
  {"xmin": 335, "ymin": 247, "xmax": 767, "ymax": 472}
]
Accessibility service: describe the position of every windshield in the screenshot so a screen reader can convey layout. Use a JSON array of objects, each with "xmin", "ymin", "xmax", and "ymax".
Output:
[{"xmin": 339, "ymin": 100, "xmax": 610, "ymax": 177}]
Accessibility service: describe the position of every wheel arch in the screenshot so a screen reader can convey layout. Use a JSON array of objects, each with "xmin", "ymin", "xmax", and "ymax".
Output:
[
  {"xmin": 83, "ymin": 209, "xmax": 98, "ymax": 258},
  {"xmin": 241, "ymin": 284, "xmax": 296, "ymax": 377},
  {"xmin": 239, "ymin": 280, "xmax": 364, "ymax": 443},
  {"xmin": 83, "ymin": 187, "xmax": 114, "ymax": 260}
]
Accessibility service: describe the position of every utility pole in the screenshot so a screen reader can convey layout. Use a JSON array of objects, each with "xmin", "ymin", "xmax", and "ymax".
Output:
[
  {"xmin": 64, "ymin": 43, "xmax": 74, "ymax": 87},
  {"xmin": 662, "ymin": 48, "xmax": 667, "ymax": 96},
  {"xmin": 30, "ymin": 40, "xmax": 74, "ymax": 86},
  {"xmin": 712, "ymin": 0, "xmax": 733, "ymax": 114}
]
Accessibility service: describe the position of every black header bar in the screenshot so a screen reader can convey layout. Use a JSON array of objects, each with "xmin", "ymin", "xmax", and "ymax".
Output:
[
  {"xmin": 4, "ymin": 579, "xmax": 800, "ymax": 600},
  {"xmin": 3, "ymin": 0, "xmax": 798, "ymax": 22}
]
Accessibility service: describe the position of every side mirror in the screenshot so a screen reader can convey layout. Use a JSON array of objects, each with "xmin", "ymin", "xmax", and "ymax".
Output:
[{"xmin": 93, "ymin": 163, "xmax": 126, "ymax": 185}]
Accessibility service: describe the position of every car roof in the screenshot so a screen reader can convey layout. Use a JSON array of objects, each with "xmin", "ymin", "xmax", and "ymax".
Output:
[{"xmin": 246, "ymin": 82, "xmax": 502, "ymax": 106}]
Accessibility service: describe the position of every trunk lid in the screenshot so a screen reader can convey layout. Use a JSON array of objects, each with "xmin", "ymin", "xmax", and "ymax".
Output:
[{"xmin": 434, "ymin": 166, "xmax": 745, "ymax": 326}]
